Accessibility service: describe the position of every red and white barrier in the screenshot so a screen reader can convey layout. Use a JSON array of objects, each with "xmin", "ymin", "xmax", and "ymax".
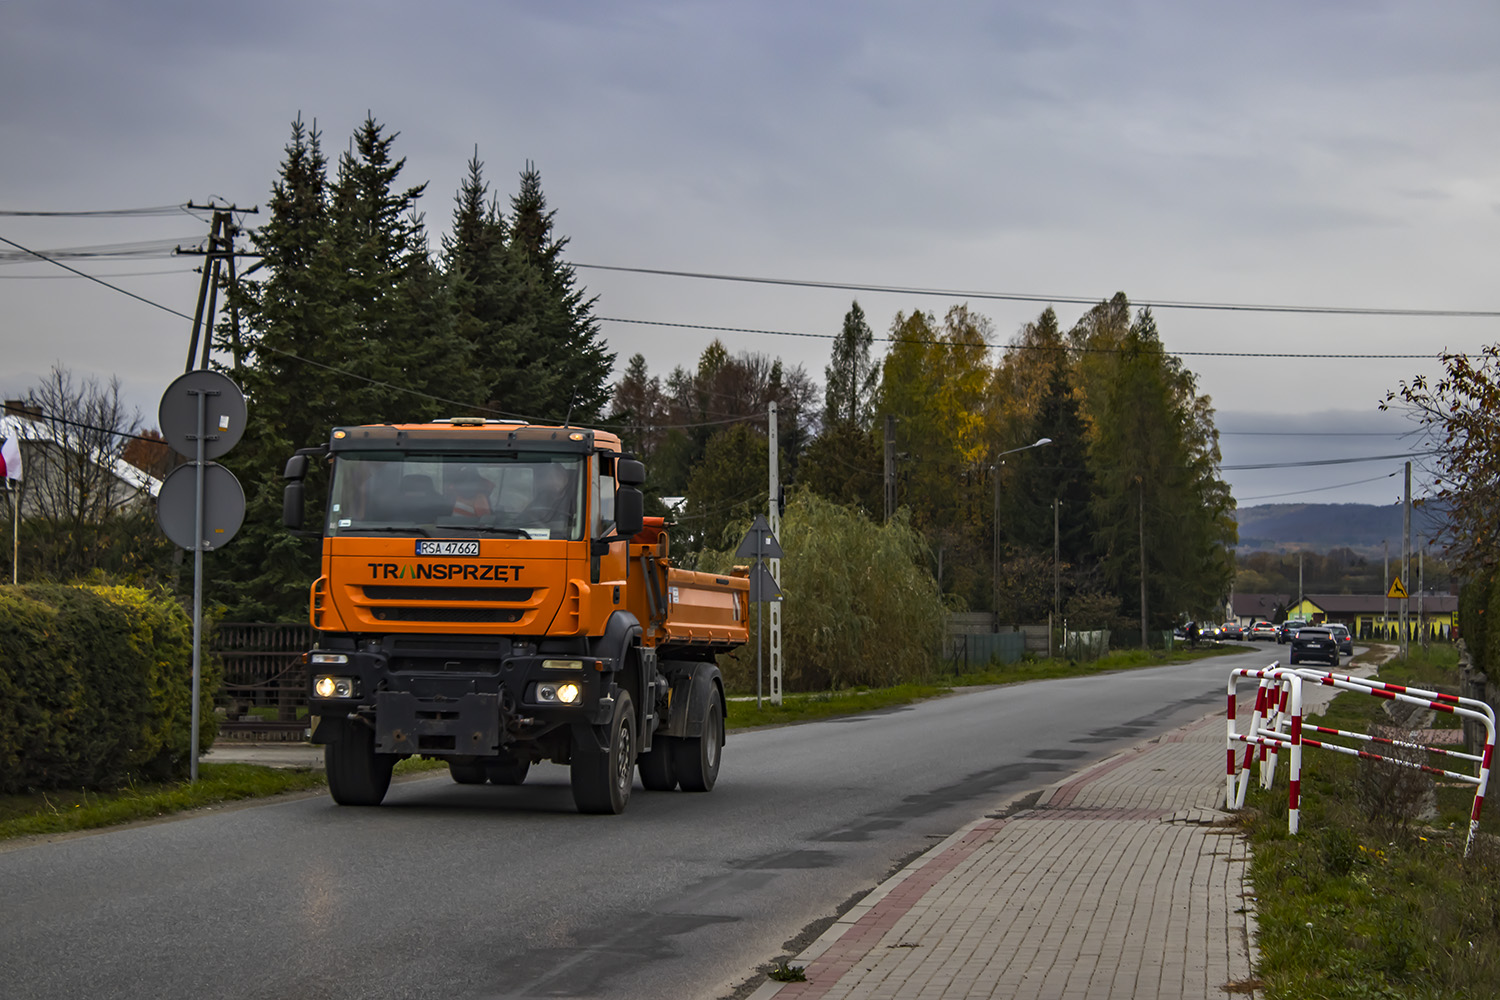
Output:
[{"xmin": 1226, "ymin": 664, "xmax": 1496, "ymax": 857}]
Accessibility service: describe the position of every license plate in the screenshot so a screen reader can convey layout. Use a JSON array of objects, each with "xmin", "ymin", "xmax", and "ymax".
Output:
[{"xmin": 416, "ymin": 540, "xmax": 479, "ymax": 556}]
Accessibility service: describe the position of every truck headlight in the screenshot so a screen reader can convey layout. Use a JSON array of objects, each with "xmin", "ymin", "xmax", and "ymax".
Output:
[
  {"xmin": 313, "ymin": 675, "xmax": 357, "ymax": 699},
  {"xmin": 310, "ymin": 652, "xmax": 349, "ymax": 665},
  {"xmin": 535, "ymin": 681, "xmax": 582, "ymax": 705}
]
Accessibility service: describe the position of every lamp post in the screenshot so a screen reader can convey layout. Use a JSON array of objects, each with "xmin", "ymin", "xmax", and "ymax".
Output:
[{"xmin": 991, "ymin": 437, "xmax": 1053, "ymax": 629}]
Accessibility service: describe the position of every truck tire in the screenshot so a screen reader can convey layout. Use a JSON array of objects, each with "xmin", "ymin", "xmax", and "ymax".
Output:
[
  {"xmin": 638, "ymin": 739, "xmax": 677, "ymax": 791},
  {"xmin": 571, "ymin": 691, "xmax": 636, "ymax": 814},
  {"xmin": 487, "ymin": 755, "xmax": 531, "ymax": 786},
  {"xmin": 326, "ymin": 722, "xmax": 396, "ymax": 806},
  {"xmin": 672, "ymin": 695, "xmax": 722, "ymax": 792},
  {"xmin": 449, "ymin": 761, "xmax": 488, "ymax": 784}
]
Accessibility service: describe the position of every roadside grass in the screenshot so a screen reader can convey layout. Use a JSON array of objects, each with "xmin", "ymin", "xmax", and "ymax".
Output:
[
  {"xmin": 1243, "ymin": 643, "xmax": 1500, "ymax": 999},
  {"xmin": 726, "ymin": 643, "xmax": 1240, "ymax": 728},
  {"xmin": 0, "ymin": 763, "xmax": 326, "ymax": 841},
  {"xmin": 0, "ymin": 641, "xmax": 1241, "ymax": 840}
]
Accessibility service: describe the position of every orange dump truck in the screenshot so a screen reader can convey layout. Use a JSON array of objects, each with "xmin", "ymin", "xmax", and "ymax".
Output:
[{"xmin": 281, "ymin": 418, "xmax": 749, "ymax": 813}]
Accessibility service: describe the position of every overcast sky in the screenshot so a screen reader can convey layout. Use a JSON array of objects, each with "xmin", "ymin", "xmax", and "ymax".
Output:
[{"xmin": 3, "ymin": 0, "xmax": 1497, "ymax": 511}]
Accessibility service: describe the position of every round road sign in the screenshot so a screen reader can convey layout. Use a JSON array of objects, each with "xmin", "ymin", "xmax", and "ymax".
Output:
[
  {"xmin": 158, "ymin": 369, "xmax": 247, "ymax": 460},
  {"xmin": 156, "ymin": 462, "xmax": 246, "ymax": 550}
]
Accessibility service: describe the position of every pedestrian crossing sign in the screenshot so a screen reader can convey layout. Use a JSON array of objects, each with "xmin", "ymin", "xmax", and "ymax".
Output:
[{"xmin": 1387, "ymin": 577, "xmax": 1408, "ymax": 600}]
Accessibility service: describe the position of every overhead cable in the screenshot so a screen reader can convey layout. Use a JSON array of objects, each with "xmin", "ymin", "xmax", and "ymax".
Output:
[
  {"xmin": 578, "ymin": 262, "xmax": 1500, "ymax": 318},
  {"xmin": 598, "ymin": 316, "xmax": 1442, "ymax": 360}
]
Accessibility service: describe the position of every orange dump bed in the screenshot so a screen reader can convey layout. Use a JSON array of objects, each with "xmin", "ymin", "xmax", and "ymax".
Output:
[{"xmin": 637, "ymin": 559, "xmax": 748, "ymax": 652}]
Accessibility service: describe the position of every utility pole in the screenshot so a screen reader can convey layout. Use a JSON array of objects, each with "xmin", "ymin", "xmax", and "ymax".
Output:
[
  {"xmin": 883, "ymin": 415, "xmax": 896, "ymax": 523},
  {"xmin": 1402, "ymin": 461, "xmax": 1411, "ymax": 659},
  {"xmin": 1138, "ymin": 480, "xmax": 1147, "ymax": 650},
  {"xmin": 1383, "ymin": 539, "xmax": 1388, "ymax": 640},
  {"xmin": 1419, "ymin": 542, "xmax": 1426, "ymax": 650},
  {"xmin": 992, "ymin": 467, "xmax": 1001, "ymax": 629},
  {"xmin": 176, "ymin": 202, "xmax": 259, "ymax": 372},
  {"xmin": 1052, "ymin": 498, "xmax": 1060, "ymax": 660},
  {"xmin": 768, "ymin": 401, "xmax": 782, "ymax": 705}
]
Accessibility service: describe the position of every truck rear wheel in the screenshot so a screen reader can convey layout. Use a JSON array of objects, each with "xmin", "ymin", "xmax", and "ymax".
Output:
[
  {"xmin": 672, "ymin": 696, "xmax": 722, "ymax": 792},
  {"xmin": 326, "ymin": 721, "xmax": 396, "ymax": 806},
  {"xmin": 571, "ymin": 691, "xmax": 636, "ymax": 814},
  {"xmin": 638, "ymin": 739, "xmax": 677, "ymax": 791}
]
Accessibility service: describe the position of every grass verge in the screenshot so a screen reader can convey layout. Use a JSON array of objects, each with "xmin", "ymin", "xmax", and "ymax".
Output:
[
  {"xmin": 0, "ymin": 763, "xmax": 326, "ymax": 841},
  {"xmin": 1243, "ymin": 643, "xmax": 1500, "ymax": 999},
  {"xmin": 0, "ymin": 641, "xmax": 1241, "ymax": 841},
  {"xmin": 726, "ymin": 643, "xmax": 1239, "ymax": 728}
]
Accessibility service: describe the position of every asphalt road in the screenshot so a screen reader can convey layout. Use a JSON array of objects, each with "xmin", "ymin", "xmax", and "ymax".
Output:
[{"xmin": 0, "ymin": 644, "xmax": 1282, "ymax": 1000}]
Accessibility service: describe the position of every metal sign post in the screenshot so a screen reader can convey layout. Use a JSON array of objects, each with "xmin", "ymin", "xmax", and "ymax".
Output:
[
  {"xmin": 157, "ymin": 370, "xmax": 247, "ymax": 782},
  {"xmin": 736, "ymin": 514, "xmax": 783, "ymax": 710}
]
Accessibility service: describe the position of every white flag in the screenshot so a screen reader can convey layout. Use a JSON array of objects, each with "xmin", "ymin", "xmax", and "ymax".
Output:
[{"xmin": 1, "ymin": 436, "xmax": 20, "ymax": 481}]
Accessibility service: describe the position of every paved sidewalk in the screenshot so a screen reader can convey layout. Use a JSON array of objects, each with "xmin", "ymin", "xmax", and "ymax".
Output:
[{"xmin": 750, "ymin": 711, "xmax": 1263, "ymax": 1000}]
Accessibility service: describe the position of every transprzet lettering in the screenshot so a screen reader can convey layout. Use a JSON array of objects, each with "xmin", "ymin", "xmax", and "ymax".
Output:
[{"xmin": 367, "ymin": 562, "xmax": 524, "ymax": 581}]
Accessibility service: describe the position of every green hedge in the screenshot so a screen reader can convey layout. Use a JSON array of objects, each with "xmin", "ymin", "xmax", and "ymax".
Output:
[{"xmin": 0, "ymin": 584, "xmax": 218, "ymax": 793}]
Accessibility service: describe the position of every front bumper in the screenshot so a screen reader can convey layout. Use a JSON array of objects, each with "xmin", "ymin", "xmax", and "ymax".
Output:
[{"xmin": 307, "ymin": 645, "xmax": 611, "ymax": 755}]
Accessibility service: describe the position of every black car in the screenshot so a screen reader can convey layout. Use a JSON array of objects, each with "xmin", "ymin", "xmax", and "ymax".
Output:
[
  {"xmin": 1326, "ymin": 623, "xmax": 1353, "ymax": 657},
  {"xmin": 1289, "ymin": 625, "xmax": 1339, "ymax": 666},
  {"xmin": 1278, "ymin": 619, "xmax": 1307, "ymax": 644}
]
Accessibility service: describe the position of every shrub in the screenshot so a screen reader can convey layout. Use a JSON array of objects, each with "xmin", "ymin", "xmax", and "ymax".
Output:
[
  {"xmin": 0, "ymin": 584, "xmax": 217, "ymax": 793},
  {"xmin": 703, "ymin": 494, "xmax": 947, "ymax": 692}
]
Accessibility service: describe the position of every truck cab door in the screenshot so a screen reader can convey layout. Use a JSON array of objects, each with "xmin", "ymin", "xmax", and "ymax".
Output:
[{"xmin": 590, "ymin": 457, "xmax": 630, "ymax": 597}]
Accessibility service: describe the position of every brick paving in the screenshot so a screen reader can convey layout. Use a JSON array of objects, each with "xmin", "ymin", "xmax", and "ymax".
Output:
[{"xmin": 749, "ymin": 713, "xmax": 1262, "ymax": 1000}]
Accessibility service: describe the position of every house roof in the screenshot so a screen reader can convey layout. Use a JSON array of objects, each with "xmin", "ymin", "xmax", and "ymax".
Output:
[
  {"xmin": 1295, "ymin": 593, "xmax": 1457, "ymax": 615},
  {"xmin": 1231, "ymin": 593, "xmax": 1284, "ymax": 620},
  {"xmin": 1, "ymin": 413, "xmax": 163, "ymax": 498}
]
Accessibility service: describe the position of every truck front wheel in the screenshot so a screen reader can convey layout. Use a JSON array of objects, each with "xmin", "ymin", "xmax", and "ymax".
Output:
[
  {"xmin": 672, "ymin": 696, "xmax": 723, "ymax": 792},
  {"xmin": 571, "ymin": 692, "xmax": 636, "ymax": 814},
  {"xmin": 326, "ymin": 721, "xmax": 396, "ymax": 806}
]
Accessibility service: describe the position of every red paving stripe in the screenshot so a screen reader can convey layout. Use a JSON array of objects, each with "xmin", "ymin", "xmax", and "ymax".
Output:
[
  {"xmin": 772, "ymin": 818, "xmax": 1011, "ymax": 998},
  {"xmin": 1029, "ymin": 806, "xmax": 1174, "ymax": 821},
  {"xmin": 1045, "ymin": 747, "xmax": 1148, "ymax": 808}
]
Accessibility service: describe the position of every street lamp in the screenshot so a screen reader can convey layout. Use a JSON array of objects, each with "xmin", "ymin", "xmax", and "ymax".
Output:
[{"xmin": 991, "ymin": 437, "xmax": 1053, "ymax": 628}]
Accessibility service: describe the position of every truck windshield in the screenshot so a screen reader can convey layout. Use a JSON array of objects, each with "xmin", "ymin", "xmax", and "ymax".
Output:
[{"xmin": 326, "ymin": 451, "xmax": 585, "ymax": 541}]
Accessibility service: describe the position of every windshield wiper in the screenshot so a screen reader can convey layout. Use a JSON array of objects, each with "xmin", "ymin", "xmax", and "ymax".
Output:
[
  {"xmin": 346, "ymin": 525, "xmax": 433, "ymax": 537},
  {"xmin": 435, "ymin": 524, "xmax": 533, "ymax": 538}
]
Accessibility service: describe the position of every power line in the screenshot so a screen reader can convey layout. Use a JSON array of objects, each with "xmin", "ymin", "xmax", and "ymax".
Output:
[
  {"xmin": 1221, "ymin": 450, "xmax": 1437, "ymax": 471},
  {"xmin": 0, "ymin": 205, "xmax": 198, "ymax": 218},
  {"xmin": 0, "ymin": 234, "xmax": 196, "ymax": 322},
  {"xmin": 1236, "ymin": 471, "xmax": 1400, "ymax": 502},
  {"xmin": 597, "ymin": 316, "xmax": 1442, "ymax": 360},
  {"xmin": 0, "ymin": 267, "xmax": 194, "ymax": 280},
  {"xmin": 0, "ymin": 237, "xmax": 204, "ymax": 264},
  {"xmin": 578, "ymin": 263, "xmax": 1500, "ymax": 318}
]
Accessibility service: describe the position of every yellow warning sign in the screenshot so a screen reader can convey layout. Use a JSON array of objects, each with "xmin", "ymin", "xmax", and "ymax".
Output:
[{"xmin": 1387, "ymin": 577, "xmax": 1408, "ymax": 600}]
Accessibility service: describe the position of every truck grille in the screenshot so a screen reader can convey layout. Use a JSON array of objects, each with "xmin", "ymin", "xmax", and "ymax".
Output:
[
  {"xmin": 371, "ymin": 607, "xmax": 525, "ymax": 623},
  {"xmin": 362, "ymin": 586, "xmax": 532, "ymax": 603}
]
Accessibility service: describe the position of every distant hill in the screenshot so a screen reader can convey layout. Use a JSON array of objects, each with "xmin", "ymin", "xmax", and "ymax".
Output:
[{"xmin": 1234, "ymin": 502, "xmax": 1447, "ymax": 557}]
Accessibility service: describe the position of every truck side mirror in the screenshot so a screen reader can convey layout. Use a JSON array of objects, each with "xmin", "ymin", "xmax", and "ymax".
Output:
[
  {"xmin": 616, "ymin": 459, "xmax": 646, "ymax": 488},
  {"xmin": 615, "ymin": 487, "xmax": 644, "ymax": 538},
  {"xmin": 284, "ymin": 454, "xmax": 309, "ymax": 480},
  {"xmin": 283, "ymin": 481, "xmax": 305, "ymax": 530}
]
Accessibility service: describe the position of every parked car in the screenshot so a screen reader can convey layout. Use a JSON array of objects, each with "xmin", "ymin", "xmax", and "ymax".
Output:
[
  {"xmin": 1289, "ymin": 625, "xmax": 1339, "ymax": 665},
  {"xmin": 1326, "ymin": 622, "xmax": 1353, "ymax": 657},
  {"xmin": 1278, "ymin": 619, "xmax": 1307, "ymax": 644},
  {"xmin": 1249, "ymin": 621, "xmax": 1278, "ymax": 641},
  {"xmin": 1219, "ymin": 622, "xmax": 1245, "ymax": 641}
]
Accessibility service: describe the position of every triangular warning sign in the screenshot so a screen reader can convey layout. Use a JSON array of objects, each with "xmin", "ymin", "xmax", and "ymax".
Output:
[{"xmin": 1387, "ymin": 577, "xmax": 1408, "ymax": 600}]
